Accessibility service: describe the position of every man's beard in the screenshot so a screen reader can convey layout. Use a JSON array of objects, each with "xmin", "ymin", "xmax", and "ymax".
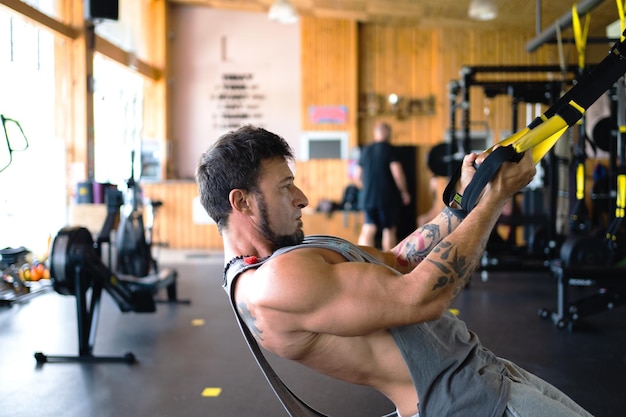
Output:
[{"xmin": 257, "ymin": 193, "xmax": 305, "ymax": 250}]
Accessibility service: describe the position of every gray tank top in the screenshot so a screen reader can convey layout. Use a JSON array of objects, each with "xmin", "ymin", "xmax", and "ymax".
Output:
[{"xmin": 223, "ymin": 235, "xmax": 509, "ymax": 417}]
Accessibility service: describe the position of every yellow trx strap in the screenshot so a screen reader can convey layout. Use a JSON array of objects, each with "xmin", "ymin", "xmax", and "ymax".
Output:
[
  {"xmin": 484, "ymin": 101, "xmax": 583, "ymax": 164},
  {"xmin": 617, "ymin": 174, "xmax": 626, "ymax": 219},
  {"xmin": 572, "ymin": 3, "xmax": 591, "ymax": 69},
  {"xmin": 617, "ymin": 0, "xmax": 626, "ymax": 42}
]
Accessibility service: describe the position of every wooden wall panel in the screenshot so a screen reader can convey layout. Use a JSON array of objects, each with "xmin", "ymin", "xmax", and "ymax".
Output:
[
  {"xmin": 302, "ymin": 212, "xmax": 363, "ymax": 243},
  {"xmin": 142, "ymin": 181, "xmax": 223, "ymax": 250},
  {"xmin": 301, "ymin": 17, "xmax": 359, "ymax": 148},
  {"xmin": 358, "ymin": 26, "xmax": 571, "ymax": 147},
  {"xmin": 295, "ymin": 159, "xmax": 351, "ymax": 211},
  {"xmin": 141, "ymin": 178, "xmax": 357, "ymax": 249}
]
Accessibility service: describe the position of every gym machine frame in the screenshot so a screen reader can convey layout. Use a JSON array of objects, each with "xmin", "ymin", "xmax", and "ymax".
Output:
[
  {"xmin": 541, "ymin": 78, "xmax": 626, "ymax": 331},
  {"xmin": 35, "ymin": 187, "xmax": 188, "ymax": 364}
]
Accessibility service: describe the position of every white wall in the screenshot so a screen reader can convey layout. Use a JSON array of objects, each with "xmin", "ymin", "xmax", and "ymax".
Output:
[{"xmin": 169, "ymin": 6, "xmax": 302, "ymax": 179}]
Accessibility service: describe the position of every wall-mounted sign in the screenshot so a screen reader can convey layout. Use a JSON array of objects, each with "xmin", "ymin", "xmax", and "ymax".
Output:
[
  {"xmin": 308, "ymin": 105, "xmax": 348, "ymax": 124},
  {"xmin": 209, "ymin": 65, "xmax": 268, "ymax": 135}
]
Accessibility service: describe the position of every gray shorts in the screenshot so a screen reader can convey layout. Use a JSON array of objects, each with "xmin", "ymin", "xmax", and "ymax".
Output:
[
  {"xmin": 500, "ymin": 359, "xmax": 594, "ymax": 417},
  {"xmin": 383, "ymin": 358, "xmax": 592, "ymax": 417}
]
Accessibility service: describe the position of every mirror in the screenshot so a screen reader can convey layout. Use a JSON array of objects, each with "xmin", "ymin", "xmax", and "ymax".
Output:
[{"xmin": 0, "ymin": 115, "xmax": 29, "ymax": 173}]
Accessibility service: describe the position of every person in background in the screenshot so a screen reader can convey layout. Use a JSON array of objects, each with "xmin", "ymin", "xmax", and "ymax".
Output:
[
  {"xmin": 196, "ymin": 125, "xmax": 593, "ymax": 417},
  {"xmin": 355, "ymin": 122, "xmax": 411, "ymax": 251}
]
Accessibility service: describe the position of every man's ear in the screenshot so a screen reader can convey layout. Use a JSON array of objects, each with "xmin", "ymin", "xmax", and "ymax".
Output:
[{"xmin": 229, "ymin": 189, "xmax": 252, "ymax": 213}]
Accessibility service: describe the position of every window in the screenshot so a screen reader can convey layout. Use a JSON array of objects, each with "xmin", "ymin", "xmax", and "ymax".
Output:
[
  {"xmin": 0, "ymin": 9, "xmax": 68, "ymax": 255},
  {"xmin": 93, "ymin": 54, "xmax": 145, "ymax": 185}
]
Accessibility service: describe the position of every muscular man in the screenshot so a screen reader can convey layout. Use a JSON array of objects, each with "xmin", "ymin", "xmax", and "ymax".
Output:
[{"xmin": 196, "ymin": 125, "xmax": 593, "ymax": 417}]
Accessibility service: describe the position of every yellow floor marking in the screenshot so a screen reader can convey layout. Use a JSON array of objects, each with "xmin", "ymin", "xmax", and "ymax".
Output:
[
  {"xmin": 202, "ymin": 387, "xmax": 222, "ymax": 397},
  {"xmin": 191, "ymin": 319, "xmax": 206, "ymax": 326}
]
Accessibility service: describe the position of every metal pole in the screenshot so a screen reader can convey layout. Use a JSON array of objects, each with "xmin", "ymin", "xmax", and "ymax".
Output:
[
  {"xmin": 526, "ymin": 0, "xmax": 605, "ymax": 52},
  {"xmin": 536, "ymin": 0, "xmax": 542, "ymax": 35}
]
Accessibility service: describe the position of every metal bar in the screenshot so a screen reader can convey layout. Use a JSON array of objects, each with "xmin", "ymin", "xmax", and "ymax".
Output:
[
  {"xmin": 536, "ymin": 0, "xmax": 542, "ymax": 36},
  {"xmin": 544, "ymin": 37, "xmax": 620, "ymax": 44},
  {"xmin": 526, "ymin": 0, "xmax": 606, "ymax": 52}
]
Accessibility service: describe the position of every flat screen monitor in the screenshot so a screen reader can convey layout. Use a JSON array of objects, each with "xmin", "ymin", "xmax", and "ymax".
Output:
[{"xmin": 299, "ymin": 131, "xmax": 349, "ymax": 160}]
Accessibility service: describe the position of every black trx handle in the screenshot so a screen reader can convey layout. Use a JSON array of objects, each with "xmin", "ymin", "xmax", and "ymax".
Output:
[
  {"xmin": 443, "ymin": 31, "xmax": 626, "ymax": 216},
  {"xmin": 442, "ymin": 145, "xmax": 522, "ymax": 216}
]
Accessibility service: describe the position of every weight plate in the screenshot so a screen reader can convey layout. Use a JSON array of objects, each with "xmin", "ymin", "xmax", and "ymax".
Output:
[
  {"xmin": 427, "ymin": 142, "xmax": 460, "ymax": 177},
  {"xmin": 560, "ymin": 235, "xmax": 609, "ymax": 268},
  {"xmin": 49, "ymin": 227, "xmax": 95, "ymax": 295}
]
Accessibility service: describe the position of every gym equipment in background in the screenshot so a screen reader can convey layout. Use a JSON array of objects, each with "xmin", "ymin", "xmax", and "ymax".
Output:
[
  {"xmin": 35, "ymin": 155, "xmax": 189, "ymax": 364},
  {"xmin": 116, "ymin": 151, "xmax": 161, "ymax": 278},
  {"xmin": 0, "ymin": 247, "xmax": 52, "ymax": 306},
  {"xmin": 541, "ymin": 78, "xmax": 626, "ymax": 331},
  {"xmin": 436, "ymin": 32, "xmax": 626, "ymax": 328},
  {"xmin": 440, "ymin": 32, "xmax": 626, "ymax": 330}
]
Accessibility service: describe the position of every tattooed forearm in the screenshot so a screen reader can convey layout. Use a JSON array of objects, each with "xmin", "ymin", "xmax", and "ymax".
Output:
[
  {"xmin": 401, "ymin": 223, "xmax": 441, "ymax": 266},
  {"xmin": 442, "ymin": 207, "xmax": 463, "ymax": 232},
  {"xmin": 426, "ymin": 241, "xmax": 479, "ymax": 294},
  {"xmin": 395, "ymin": 208, "xmax": 463, "ymax": 270},
  {"xmin": 238, "ymin": 302, "xmax": 264, "ymax": 341}
]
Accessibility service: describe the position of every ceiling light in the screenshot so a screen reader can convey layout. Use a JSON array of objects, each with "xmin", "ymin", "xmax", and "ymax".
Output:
[
  {"xmin": 468, "ymin": 0, "xmax": 497, "ymax": 21},
  {"xmin": 268, "ymin": 0, "xmax": 298, "ymax": 24}
]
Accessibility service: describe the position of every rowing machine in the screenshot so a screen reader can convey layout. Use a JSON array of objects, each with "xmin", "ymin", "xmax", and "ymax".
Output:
[{"xmin": 34, "ymin": 226, "xmax": 179, "ymax": 364}]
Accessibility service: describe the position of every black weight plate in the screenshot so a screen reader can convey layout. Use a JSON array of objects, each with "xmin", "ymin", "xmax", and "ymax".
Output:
[
  {"xmin": 427, "ymin": 142, "xmax": 460, "ymax": 177},
  {"xmin": 49, "ymin": 227, "xmax": 94, "ymax": 295},
  {"xmin": 560, "ymin": 235, "xmax": 609, "ymax": 268}
]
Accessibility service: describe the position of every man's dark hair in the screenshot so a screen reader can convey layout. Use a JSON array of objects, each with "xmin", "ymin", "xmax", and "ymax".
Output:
[{"xmin": 195, "ymin": 125, "xmax": 294, "ymax": 231}]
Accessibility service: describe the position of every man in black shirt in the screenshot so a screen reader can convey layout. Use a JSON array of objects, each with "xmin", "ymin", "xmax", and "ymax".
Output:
[{"xmin": 355, "ymin": 122, "xmax": 411, "ymax": 251}]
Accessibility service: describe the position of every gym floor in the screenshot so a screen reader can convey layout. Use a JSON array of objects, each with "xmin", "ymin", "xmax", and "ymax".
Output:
[{"xmin": 1, "ymin": 250, "xmax": 624, "ymax": 417}]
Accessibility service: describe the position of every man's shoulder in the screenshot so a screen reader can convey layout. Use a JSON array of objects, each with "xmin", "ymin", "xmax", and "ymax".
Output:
[
  {"xmin": 245, "ymin": 245, "xmax": 348, "ymax": 290},
  {"xmin": 260, "ymin": 245, "xmax": 343, "ymax": 273}
]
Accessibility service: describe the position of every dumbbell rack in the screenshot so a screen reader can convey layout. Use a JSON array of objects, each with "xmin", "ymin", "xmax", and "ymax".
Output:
[
  {"xmin": 0, "ymin": 281, "xmax": 52, "ymax": 307},
  {"xmin": 0, "ymin": 247, "xmax": 52, "ymax": 307}
]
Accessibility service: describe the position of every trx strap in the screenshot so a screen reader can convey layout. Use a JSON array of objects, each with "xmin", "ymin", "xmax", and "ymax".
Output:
[
  {"xmin": 572, "ymin": 3, "xmax": 590, "ymax": 70},
  {"xmin": 569, "ymin": 153, "xmax": 590, "ymax": 232},
  {"xmin": 226, "ymin": 258, "xmax": 331, "ymax": 417},
  {"xmin": 606, "ymin": 77, "xmax": 626, "ymax": 261},
  {"xmin": 231, "ymin": 306, "xmax": 331, "ymax": 417},
  {"xmin": 617, "ymin": 0, "xmax": 626, "ymax": 42},
  {"xmin": 443, "ymin": 32, "xmax": 626, "ymax": 216},
  {"xmin": 568, "ymin": 3, "xmax": 593, "ymax": 233}
]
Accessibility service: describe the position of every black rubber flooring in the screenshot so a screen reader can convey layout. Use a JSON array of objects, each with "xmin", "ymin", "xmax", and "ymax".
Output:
[{"xmin": 0, "ymin": 255, "xmax": 624, "ymax": 417}]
